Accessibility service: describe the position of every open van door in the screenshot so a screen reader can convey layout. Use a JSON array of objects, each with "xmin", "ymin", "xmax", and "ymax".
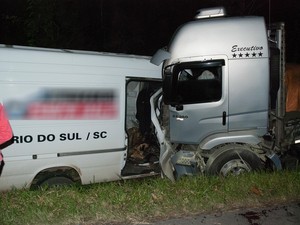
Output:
[{"xmin": 150, "ymin": 88, "xmax": 175, "ymax": 181}]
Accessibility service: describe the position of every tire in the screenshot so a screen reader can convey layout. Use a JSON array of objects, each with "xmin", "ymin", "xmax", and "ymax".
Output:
[
  {"xmin": 39, "ymin": 176, "xmax": 74, "ymax": 188},
  {"xmin": 205, "ymin": 144, "xmax": 263, "ymax": 176}
]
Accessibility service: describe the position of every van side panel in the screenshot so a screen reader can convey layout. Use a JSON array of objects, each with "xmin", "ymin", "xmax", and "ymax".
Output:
[{"xmin": 0, "ymin": 46, "xmax": 161, "ymax": 190}]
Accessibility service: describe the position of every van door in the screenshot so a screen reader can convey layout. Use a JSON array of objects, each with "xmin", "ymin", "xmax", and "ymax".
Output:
[{"xmin": 122, "ymin": 79, "xmax": 161, "ymax": 176}]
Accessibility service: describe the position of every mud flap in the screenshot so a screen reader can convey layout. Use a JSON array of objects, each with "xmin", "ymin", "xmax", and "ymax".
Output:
[{"xmin": 266, "ymin": 152, "xmax": 282, "ymax": 170}]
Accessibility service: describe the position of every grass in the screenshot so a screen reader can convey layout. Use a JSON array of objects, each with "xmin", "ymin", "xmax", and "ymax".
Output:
[{"xmin": 1, "ymin": 170, "xmax": 300, "ymax": 225}]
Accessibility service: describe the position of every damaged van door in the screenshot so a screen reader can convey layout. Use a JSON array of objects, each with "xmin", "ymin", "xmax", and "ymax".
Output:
[
  {"xmin": 150, "ymin": 88, "xmax": 175, "ymax": 181},
  {"xmin": 122, "ymin": 80, "xmax": 162, "ymax": 177}
]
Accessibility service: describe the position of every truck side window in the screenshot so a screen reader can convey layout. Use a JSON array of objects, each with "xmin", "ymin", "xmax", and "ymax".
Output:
[{"xmin": 175, "ymin": 66, "xmax": 222, "ymax": 104}]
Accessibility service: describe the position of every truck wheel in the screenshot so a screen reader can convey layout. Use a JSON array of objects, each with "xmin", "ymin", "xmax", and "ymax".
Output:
[
  {"xmin": 39, "ymin": 176, "xmax": 74, "ymax": 188},
  {"xmin": 205, "ymin": 144, "xmax": 262, "ymax": 176}
]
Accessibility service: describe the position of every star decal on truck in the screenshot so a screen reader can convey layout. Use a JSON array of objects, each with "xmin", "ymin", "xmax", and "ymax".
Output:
[{"xmin": 232, "ymin": 51, "xmax": 263, "ymax": 59}]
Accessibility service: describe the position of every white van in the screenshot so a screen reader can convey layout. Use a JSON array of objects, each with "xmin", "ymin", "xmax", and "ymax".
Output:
[{"xmin": 0, "ymin": 45, "xmax": 162, "ymax": 191}]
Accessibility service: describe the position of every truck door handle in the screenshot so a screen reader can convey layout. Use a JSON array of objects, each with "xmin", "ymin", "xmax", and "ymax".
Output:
[{"xmin": 222, "ymin": 111, "xmax": 226, "ymax": 125}]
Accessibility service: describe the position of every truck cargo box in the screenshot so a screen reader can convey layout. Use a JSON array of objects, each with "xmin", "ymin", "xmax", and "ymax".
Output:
[{"xmin": 286, "ymin": 64, "xmax": 300, "ymax": 112}]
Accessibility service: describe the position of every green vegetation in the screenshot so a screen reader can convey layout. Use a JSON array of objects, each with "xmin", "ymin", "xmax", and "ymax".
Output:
[{"xmin": 1, "ymin": 170, "xmax": 300, "ymax": 225}]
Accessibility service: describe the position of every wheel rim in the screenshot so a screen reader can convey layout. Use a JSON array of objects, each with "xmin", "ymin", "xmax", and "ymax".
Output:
[{"xmin": 220, "ymin": 159, "xmax": 251, "ymax": 176}]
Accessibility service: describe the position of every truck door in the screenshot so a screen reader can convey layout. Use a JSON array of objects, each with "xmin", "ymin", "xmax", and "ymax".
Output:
[{"xmin": 165, "ymin": 58, "xmax": 228, "ymax": 146}]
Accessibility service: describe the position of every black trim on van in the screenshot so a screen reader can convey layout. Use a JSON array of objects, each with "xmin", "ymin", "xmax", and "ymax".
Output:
[{"xmin": 57, "ymin": 147, "xmax": 126, "ymax": 157}]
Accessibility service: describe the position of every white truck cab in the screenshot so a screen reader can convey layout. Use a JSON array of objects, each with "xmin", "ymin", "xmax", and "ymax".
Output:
[{"xmin": 152, "ymin": 7, "xmax": 300, "ymax": 179}]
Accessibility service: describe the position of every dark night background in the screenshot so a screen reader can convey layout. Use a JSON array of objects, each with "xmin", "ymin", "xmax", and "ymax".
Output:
[{"xmin": 1, "ymin": 0, "xmax": 300, "ymax": 63}]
